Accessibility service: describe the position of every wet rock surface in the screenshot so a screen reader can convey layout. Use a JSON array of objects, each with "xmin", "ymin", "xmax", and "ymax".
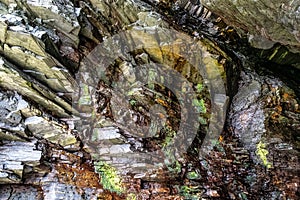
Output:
[
  {"xmin": 227, "ymin": 67, "xmax": 299, "ymax": 199},
  {"xmin": 200, "ymin": 0, "xmax": 300, "ymax": 51},
  {"xmin": 196, "ymin": 0, "xmax": 300, "ymax": 72},
  {"xmin": 0, "ymin": 0, "xmax": 298, "ymax": 199}
]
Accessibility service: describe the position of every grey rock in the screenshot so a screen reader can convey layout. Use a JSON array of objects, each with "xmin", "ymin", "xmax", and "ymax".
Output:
[
  {"xmin": 0, "ymin": 57, "xmax": 76, "ymax": 117},
  {"xmin": 0, "ymin": 1, "xmax": 77, "ymax": 95},
  {"xmin": 20, "ymin": 0, "xmax": 80, "ymax": 46},
  {"xmin": 26, "ymin": 115, "xmax": 80, "ymax": 149},
  {"xmin": 0, "ymin": 140, "xmax": 42, "ymax": 183},
  {"xmin": 229, "ymin": 69, "xmax": 300, "ymax": 168},
  {"xmin": 0, "ymin": 185, "xmax": 43, "ymax": 199}
]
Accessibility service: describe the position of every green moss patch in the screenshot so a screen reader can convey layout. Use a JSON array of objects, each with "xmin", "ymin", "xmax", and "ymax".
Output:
[{"xmin": 94, "ymin": 161, "xmax": 124, "ymax": 194}]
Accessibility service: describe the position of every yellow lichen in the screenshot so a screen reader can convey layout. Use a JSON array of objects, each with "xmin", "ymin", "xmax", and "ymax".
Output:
[
  {"xmin": 256, "ymin": 141, "xmax": 272, "ymax": 169},
  {"xmin": 126, "ymin": 193, "xmax": 137, "ymax": 200}
]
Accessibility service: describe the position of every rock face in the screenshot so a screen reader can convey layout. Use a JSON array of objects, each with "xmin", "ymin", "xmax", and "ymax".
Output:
[
  {"xmin": 201, "ymin": 0, "xmax": 300, "ymax": 51},
  {"xmin": 0, "ymin": 0, "xmax": 79, "ymax": 117},
  {"xmin": 228, "ymin": 68, "xmax": 299, "ymax": 198},
  {"xmin": 74, "ymin": 1, "xmax": 233, "ymax": 198},
  {"xmin": 0, "ymin": 0, "xmax": 233, "ymax": 198},
  {"xmin": 0, "ymin": 0, "xmax": 299, "ymax": 199}
]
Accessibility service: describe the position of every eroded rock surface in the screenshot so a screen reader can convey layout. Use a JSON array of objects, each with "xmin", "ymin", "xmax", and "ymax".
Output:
[
  {"xmin": 0, "ymin": 89, "xmax": 119, "ymax": 199},
  {"xmin": 0, "ymin": 0, "xmax": 298, "ymax": 199},
  {"xmin": 201, "ymin": 0, "xmax": 300, "ymax": 50},
  {"xmin": 228, "ymin": 68, "xmax": 299, "ymax": 199},
  {"xmin": 0, "ymin": 1, "xmax": 76, "ymax": 93}
]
